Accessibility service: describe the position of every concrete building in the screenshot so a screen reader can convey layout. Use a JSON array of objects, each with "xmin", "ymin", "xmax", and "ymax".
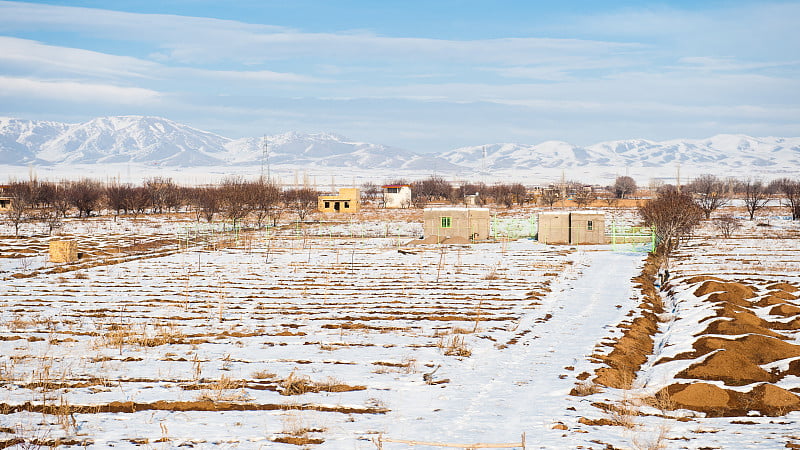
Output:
[
  {"xmin": 318, "ymin": 188, "xmax": 360, "ymax": 213},
  {"xmin": 382, "ymin": 184, "xmax": 411, "ymax": 209},
  {"xmin": 422, "ymin": 207, "xmax": 490, "ymax": 244},
  {"xmin": 537, "ymin": 211, "xmax": 606, "ymax": 245}
]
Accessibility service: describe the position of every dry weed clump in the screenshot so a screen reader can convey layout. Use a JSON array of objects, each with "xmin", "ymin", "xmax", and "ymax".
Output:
[
  {"xmin": 96, "ymin": 323, "xmax": 186, "ymax": 348},
  {"xmin": 278, "ymin": 371, "xmax": 366, "ymax": 396},
  {"xmin": 196, "ymin": 375, "xmax": 249, "ymax": 402},
  {"xmin": 569, "ymin": 380, "xmax": 603, "ymax": 397},
  {"xmin": 438, "ymin": 334, "xmax": 472, "ymax": 357},
  {"xmin": 372, "ymin": 357, "xmax": 417, "ymax": 374}
]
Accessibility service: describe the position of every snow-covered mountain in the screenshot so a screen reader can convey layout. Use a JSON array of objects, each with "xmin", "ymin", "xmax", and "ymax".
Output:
[
  {"xmin": 442, "ymin": 135, "xmax": 800, "ymax": 170},
  {"xmin": 0, "ymin": 116, "xmax": 459, "ymax": 170},
  {"xmin": 1, "ymin": 116, "xmax": 799, "ymax": 174}
]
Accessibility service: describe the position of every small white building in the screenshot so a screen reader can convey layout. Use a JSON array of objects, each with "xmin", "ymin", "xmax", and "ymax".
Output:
[{"xmin": 382, "ymin": 184, "xmax": 411, "ymax": 209}]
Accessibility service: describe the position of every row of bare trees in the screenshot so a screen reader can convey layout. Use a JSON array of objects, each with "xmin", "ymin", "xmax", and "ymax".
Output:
[
  {"xmin": 639, "ymin": 175, "xmax": 800, "ymax": 255},
  {"xmin": 367, "ymin": 176, "xmax": 528, "ymax": 208},
  {"xmin": 1, "ymin": 177, "xmax": 321, "ymax": 237}
]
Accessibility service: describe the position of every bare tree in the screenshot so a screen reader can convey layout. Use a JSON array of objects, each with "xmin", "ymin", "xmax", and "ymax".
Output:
[
  {"xmin": 188, "ymin": 186, "xmax": 220, "ymax": 223},
  {"xmin": 639, "ymin": 190, "xmax": 703, "ymax": 254},
  {"xmin": 126, "ymin": 186, "xmax": 151, "ymax": 219},
  {"xmin": 714, "ymin": 214, "xmax": 740, "ymax": 238},
  {"xmin": 3, "ymin": 181, "xmax": 34, "ymax": 236},
  {"xmin": 509, "ymin": 183, "xmax": 527, "ymax": 206},
  {"xmin": 106, "ymin": 182, "xmax": 132, "ymax": 220},
  {"xmin": 68, "ymin": 179, "xmax": 103, "ymax": 218},
  {"xmin": 250, "ymin": 178, "xmax": 282, "ymax": 228},
  {"xmin": 613, "ymin": 176, "xmax": 637, "ymax": 199},
  {"xmin": 573, "ymin": 188, "xmax": 597, "ymax": 208},
  {"xmin": 740, "ymin": 179, "xmax": 770, "ymax": 221},
  {"xmin": 360, "ymin": 182, "xmax": 381, "ymax": 204},
  {"xmin": 283, "ymin": 187, "xmax": 318, "ymax": 222},
  {"xmin": 219, "ymin": 176, "xmax": 252, "ymax": 228},
  {"xmin": 145, "ymin": 177, "xmax": 180, "ymax": 214},
  {"xmin": 770, "ymin": 178, "xmax": 800, "ymax": 220},
  {"xmin": 491, "ymin": 183, "xmax": 514, "ymax": 208},
  {"xmin": 411, "ymin": 175, "xmax": 452, "ymax": 207},
  {"xmin": 688, "ymin": 174, "xmax": 730, "ymax": 219},
  {"xmin": 539, "ymin": 189, "xmax": 559, "ymax": 208}
]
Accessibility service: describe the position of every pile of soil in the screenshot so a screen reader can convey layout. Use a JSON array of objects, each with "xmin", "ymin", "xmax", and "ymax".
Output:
[
  {"xmin": 659, "ymin": 382, "xmax": 800, "ymax": 417},
  {"xmin": 658, "ymin": 278, "xmax": 800, "ymax": 416},
  {"xmin": 592, "ymin": 253, "xmax": 664, "ymax": 389}
]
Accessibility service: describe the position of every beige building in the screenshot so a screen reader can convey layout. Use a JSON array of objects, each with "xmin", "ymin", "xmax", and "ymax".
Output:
[
  {"xmin": 422, "ymin": 207, "xmax": 490, "ymax": 243},
  {"xmin": 0, "ymin": 197, "xmax": 11, "ymax": 211},
  {"xmin": 318, "ymin": 188, "xmax": 360, "ymax": 213},
  {"xmin": 537, "ymin": 211, "xmax": 605, "ymax": 245}
]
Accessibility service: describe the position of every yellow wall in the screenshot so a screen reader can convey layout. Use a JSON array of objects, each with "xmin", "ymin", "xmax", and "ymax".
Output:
[{"xmin": 318, "ymin": 188, "xmax": 361, "ymax": 213}]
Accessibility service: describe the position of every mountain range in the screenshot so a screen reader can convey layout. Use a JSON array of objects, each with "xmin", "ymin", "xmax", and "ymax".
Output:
[{"xmin": 1, "ymin": 115, "xmax": 799, "ymax": 173}]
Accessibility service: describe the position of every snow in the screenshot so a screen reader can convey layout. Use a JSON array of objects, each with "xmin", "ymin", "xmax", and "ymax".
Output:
[{"xmin": 1, "ymin": 209, "xmax": 799, "ymax": 448}]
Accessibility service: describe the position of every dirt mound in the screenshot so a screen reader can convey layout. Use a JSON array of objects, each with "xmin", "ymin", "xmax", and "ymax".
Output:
[
  {"xmin": 770, "ymin": 317, "xmax": 800, "ymax": 331},
  {"xmin": 661, "ymin": 383, "xmax": 800, "ymax": 416},
  {"xmin": 754, "ymin": 295, "xmax": 794, "ymax": 307},
  {"xmin": 676, "ymin": 350, "xmax": 774, "ymax": 386},
  {"xmin": 592, "ymin": 254, "xmax": 664, "ymax": 389},
  {"xmin": 694, "ymin": 280, "xmax": 757, "ymax": 300},
  {"xmin": 765, "ymin": 289, "xmax": 799, "ymax": 300},
  {"xmin": 749, "ymin": 384, "xmax": 800, "ymax": 412},
  {"xmin": 666, "ymin": 382, "xmax": 731, "ymax": 409},
  {"xmin": 783, "ymin": 359, "xmax": 800, "ymax": 376},
  {"xmin": 594, "ymin": 313, "xmax": 658, "ymax": 389},
  {"xmin": 707, "ymin": 305, "xmax": 768, "ymax": 327},
  {"xmin": 766, "ymin": 282, "xmax": 799, "ymax": 293},
  {"xmin": 697, "ymin": 318, "xmax": 786, "ymax": 340},
  {"xmin": 705, "ymin": 291, "xmax": 757, "ymax": 307},
  {"xmin": 685, "ymin": 275, "xmax": 725, "ymax": 285},
  {"xmin": 769, "ymin": 304, "xmax": 800, "ymax": 317},
  {"xmin": 690, "ymin": 334, "xmax": 800, "ymax": 365}
]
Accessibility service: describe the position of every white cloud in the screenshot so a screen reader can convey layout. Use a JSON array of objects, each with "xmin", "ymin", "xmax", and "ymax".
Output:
[
  {"xmin": 0, "ymin": 76, "xmax": 161, "ymax": 104},
  {"xmin": 0, "ymin": 36, "xmax": 157, "ymax": 80}
]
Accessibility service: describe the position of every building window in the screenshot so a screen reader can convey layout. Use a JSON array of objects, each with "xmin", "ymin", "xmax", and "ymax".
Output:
[
  {"xmin": 441, "ymin": 216, "xmax": 452, "ymax": 228},
  {"xmin": 324, "ymin": 201, "xmax": 330, "ymax": 208},
  {"xmin": 587, "ymin": 220, "xmax": 593, "ymax": 231},
  {"xmin": 344, "ymin": 201, "xmax": 350, "ymax": 209},
  {"xmin": 387, "ymin": 187, "xmax": 399, "ymax": 193}
]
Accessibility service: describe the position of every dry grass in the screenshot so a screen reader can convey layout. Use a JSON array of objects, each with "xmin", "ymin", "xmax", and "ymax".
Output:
[
  {"xmin": 570, "ymin": 380, "xmax": 603, "ymax": 397},
  {"xmin": 439, "ymin": 335, "xmax": 472, "ymax": 357},
  {"xmin": 195, "ymin": 375, "xmax": 249, "ymax": 402}
]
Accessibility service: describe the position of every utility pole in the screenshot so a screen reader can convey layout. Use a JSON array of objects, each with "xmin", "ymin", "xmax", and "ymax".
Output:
[{"xmin": 261, "ymin": 135, "xmax": 270, "ymax": 181}]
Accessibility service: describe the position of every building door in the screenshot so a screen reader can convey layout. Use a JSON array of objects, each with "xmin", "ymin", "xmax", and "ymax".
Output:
[{"xmin": 334, "ymin": 201, "xmax": 340, "ymax": 211}]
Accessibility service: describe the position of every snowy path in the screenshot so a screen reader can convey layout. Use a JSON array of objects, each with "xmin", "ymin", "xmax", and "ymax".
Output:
[{"xmin": 374, "ymin": 248, "xmax": 645, "ymax": 448}]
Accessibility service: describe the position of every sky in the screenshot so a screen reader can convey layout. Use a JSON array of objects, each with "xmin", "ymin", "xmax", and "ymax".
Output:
[{"xmin": 0, "ymin": 0, "xmax": 798, "ymax": 153}]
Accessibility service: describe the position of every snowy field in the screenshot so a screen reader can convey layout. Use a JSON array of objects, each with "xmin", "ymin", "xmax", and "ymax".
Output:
[{"xmin": 0, "ymin": 210, "xmax": 799, "ymax": 449}]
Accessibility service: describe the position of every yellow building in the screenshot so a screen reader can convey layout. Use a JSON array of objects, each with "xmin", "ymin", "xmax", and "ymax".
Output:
[{"xmin": 318, "ymin": 188, "xmax": 361, "ymax": 213}]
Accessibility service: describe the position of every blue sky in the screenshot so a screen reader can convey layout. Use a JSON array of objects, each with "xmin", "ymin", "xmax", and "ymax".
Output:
[{"xmin": 0, "ymin": 1, "xmax": 798, "ymax": 152}]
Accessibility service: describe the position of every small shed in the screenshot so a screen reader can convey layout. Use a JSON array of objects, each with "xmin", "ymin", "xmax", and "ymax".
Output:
[
  {"xmin": 318, "ymin": 188, "xmax": 360, "ymax": 213},
  {"xmin": 422, "ymin": 207, "xmax": 490, "ymax": 244},
  {"xmin": 537, "ymin": 212, "xmax": 570, "ymax": 245},
  {"xmin": 569, "ymin": 211, "xmax": 605, "ymax": 244},
  {"xmin": 382, "ymin": 185, "xmax": 411, "ymax": 209},
  {"xmin": 537, "ymin": 211, "xmax": 606, "ymax": 245}
]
